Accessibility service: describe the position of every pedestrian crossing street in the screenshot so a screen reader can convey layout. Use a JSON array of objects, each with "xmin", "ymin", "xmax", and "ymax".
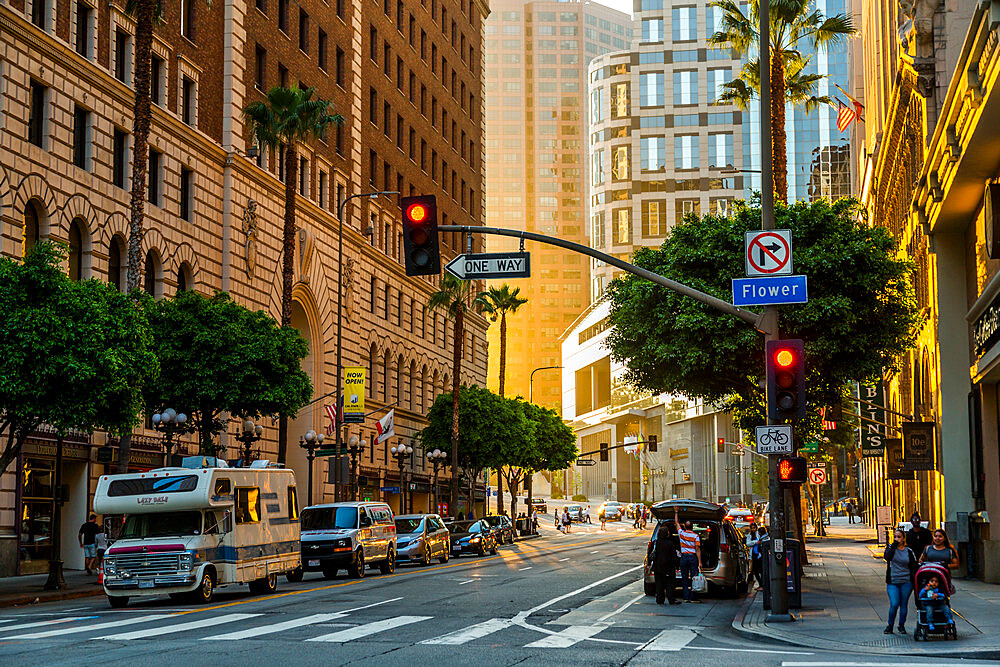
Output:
[{"xmin": 0, "ymin": 608, "xmax": 697, "ymax": 651}]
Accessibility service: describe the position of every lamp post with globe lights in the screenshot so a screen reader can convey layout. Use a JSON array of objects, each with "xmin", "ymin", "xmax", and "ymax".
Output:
[
  {"xmin": 426, "ymin": 449, "xmax": 447, "ymax": 514},
  {"xmin": 390, "ymin": 443, "xmax": 413, "ymax": 514},
  {"xmin": 299, "ymin": 430, "xmax": 325, "ymax": 505},
  {"xmin": 234, "ymin": 419, "xmax": 264, "ymax": 467},
  {"xmin": 345, "ymin": 434, "xmax": 363, "ymax": 500},
  {"xmin": 151, "ymin": 408, "xmax": 194, "ymax": 465}
]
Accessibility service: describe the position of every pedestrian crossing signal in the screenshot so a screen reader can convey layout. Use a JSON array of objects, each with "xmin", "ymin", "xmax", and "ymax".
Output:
[
  {"xmin": 600, "ymin": 442, "xmax": 608, "ymax": 461},
  {"xmin": 778, "ymin": 456, "xmax": 807, "ymax": 486},
  {"xmin": 647, "ymin": 434, "xmax": 657, "ymax": 452},
  {"xmin": 401, "ymin": 194, "xmax": 440, "ymax": 276}
]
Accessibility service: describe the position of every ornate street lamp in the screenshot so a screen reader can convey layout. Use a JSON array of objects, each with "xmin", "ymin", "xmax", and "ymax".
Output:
[
  {"xmin": 390, "ymin": 443, "xmax": 413, "ymax": 514},
  {"xmin": 152, "ymin": 408, "xmax": 194, "ymax": 465},
  {"xmin": 426, "ymin": 449, "xmax": 447, "ymax": 515},
  {"xmin": 345, "ymin": 434, "xmax": 363, "ymax": 500},
  {"xmin": 299, "ymin": 430, "xmax": 325, "ymax": 506},
  {"xmin": 234, "ymin": 419, "xmax": 264, "ymax": 467}
]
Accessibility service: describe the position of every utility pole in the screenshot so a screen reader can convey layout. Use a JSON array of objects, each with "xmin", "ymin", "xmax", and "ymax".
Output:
[{"xmin": 759, "ymin": 0, "xmax": 791, "ymax": 622}]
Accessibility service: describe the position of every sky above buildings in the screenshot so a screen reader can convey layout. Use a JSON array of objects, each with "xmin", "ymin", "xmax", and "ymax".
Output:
[{"xmin": 596, "ymin": 0, "xmax": 632, "ymax": 18}]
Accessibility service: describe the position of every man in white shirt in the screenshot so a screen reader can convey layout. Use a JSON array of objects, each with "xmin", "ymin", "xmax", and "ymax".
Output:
[{"xmin": 674, "ymin": 508, "xmax": 702, "ymax": 602}]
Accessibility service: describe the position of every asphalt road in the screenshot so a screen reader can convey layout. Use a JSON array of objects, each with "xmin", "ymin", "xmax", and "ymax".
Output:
[{"xmin": 0, "ymin": 518, "xmax": 987, "ymax": 666}]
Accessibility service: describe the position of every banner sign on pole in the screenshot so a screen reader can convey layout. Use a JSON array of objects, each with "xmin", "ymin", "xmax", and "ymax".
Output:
[
  {"xmin": 885, "ymin": 438, "xmax": 914, "ymax": 480},
  {"xmin": 376, "ymin": 409, "xmax": 395, "ymax": 443},
  {"xmin": 859, "ymin": 382, "xmax": 885, "ymax": 457},
  {"xmin": 342, "ymin": 367, "xmax": 366, "ymax": 424},
  {"xmin": 902, "ymin": 421, "xmax": 937, "ymax": 471}
]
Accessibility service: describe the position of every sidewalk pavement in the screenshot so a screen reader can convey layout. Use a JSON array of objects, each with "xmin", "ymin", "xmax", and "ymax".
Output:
[
  {"xmin": 0, "ymin": 568, "xmax": 105, "ymax": 608},
  {"xmin": 733, "ymin": 516, "xmax": 1000, "ymax": 658}
]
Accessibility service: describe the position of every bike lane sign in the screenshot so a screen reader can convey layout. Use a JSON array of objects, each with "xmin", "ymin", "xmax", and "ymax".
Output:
[{"xmin": 755, "ymin": 424, "xmax": 794, "ymax": 454}]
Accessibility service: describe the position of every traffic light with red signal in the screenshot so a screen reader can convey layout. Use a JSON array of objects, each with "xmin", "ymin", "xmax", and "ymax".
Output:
[
  {"xmin": 777, "ymin": 456, "xmax": 807, "ymax": 486},
  {"xmin": 765, "ymin": 339, "xmax": 806, "ymax": 421},
  {"xmin": 400, "ymin": 195, "xmax": 440, "ymax": 276}
]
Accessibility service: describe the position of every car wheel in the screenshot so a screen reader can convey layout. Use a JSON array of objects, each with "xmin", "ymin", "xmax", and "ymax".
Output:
[
  {"xmin": 439, "ymin": 547, "xmax": 450, "ymax": 564},
  {"xmin": 379, "ymin": 549, "xmax": 395, "ymax": 574},
  {"xmin": 421, "ymin": 548, "xmax": 432, "ymax": 566},
  {"xmin": 349, "ymin": 550, "xmax": 366, "ymax": 578},
  {"xmin": 286, "ymin": 567, "xmax": 303, "ymax": 583},
  {"xmin": 108, "ymin": 595, "xmax": 129, "ymax": 608},
  {"xmin": 643, "ymin": 580, "xmax": 656, "ymax": 596},
  {"xmin": 491, "ymin": 540, "xmax": 498, "ymax": 555},
  {"xmin": 188, "ymin": 569, "xmax": 215, "ymax": 604},
  {"xmin": 249, "ymin": 572, "xmax": 278, "ymax": 595}
]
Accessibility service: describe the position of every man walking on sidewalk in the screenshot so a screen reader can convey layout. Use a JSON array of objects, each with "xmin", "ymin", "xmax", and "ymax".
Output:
[
  {"xmin": 675, "ymin": 508, "xmax": 702, "ymax": 603},
  {"xmin": 79, "ymin": 513, "xmax": 100, "ymax": 575}
]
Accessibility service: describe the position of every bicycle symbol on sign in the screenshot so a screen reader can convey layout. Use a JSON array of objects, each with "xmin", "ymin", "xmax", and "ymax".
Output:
[{"xmin": 757, "ymin": 428, "xmax": 789, "ymax": 447}]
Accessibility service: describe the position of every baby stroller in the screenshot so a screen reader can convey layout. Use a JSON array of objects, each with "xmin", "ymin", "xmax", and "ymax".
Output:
[{"xmin": 913, "ymin": 563, "xmax": 957, "ymax": 641}]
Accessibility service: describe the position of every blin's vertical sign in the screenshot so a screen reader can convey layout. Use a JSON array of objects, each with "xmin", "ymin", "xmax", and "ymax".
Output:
[{"xmin": 859, "ymin": 382, "xmax": 885, "ymax": 457}]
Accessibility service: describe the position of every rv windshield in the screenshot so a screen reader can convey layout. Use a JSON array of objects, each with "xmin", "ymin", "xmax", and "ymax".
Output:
[
  {"xmin": 120, "ymin": 511, "xmax": 203, "ymax": 539},
  {"xmin": 301, "ymin": 507, "xmax": 358, "ymax": 531}
]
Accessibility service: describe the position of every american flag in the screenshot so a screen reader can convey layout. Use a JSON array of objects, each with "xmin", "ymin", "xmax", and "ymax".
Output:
[
  {"xmin": 325, "ymin": 404, "xmax": 337, "ymax": 428},
  {"xmin": 836, "ymin": 101, "xmax": 856, "ymax": 132},
  {"xmin": 821, "ymin": 407, "xmax": 837, "ymax": 431}
]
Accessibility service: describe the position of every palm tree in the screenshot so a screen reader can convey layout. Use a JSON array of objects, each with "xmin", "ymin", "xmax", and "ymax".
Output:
[
  {"xmin": 481, "ymin": 284, "xmax": 528, "ymax": 515},
  {"xmin": 708, "ymin": 0, "xmax": 854, "ymax": 202},
  {"xmin": 428, "ymin": 274, "xmax": 488, "ymax": 516},
  {"xmin": 243, "ymin": 86, "xmax": 342, "ymax": 463}
]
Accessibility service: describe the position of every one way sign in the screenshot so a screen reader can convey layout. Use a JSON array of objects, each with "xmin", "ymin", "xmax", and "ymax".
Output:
[{"xmin": 444, "ymin": 252, "xmax": 531, "ymax": 280}]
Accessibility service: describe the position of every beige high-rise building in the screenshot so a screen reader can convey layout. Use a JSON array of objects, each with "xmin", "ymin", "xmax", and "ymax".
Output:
[{"xmin": 483, "ymin": 0, "xmax": 631, "ymax": 409}]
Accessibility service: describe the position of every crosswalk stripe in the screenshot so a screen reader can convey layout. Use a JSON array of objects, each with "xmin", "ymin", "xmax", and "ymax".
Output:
[
  {"xmin": 0, "ymin": 616, "xmax": 97, "ymax": 633},
  {"xmin": 6, "ymin": 614, "xmax": 176, "ymax": 640},
  {"xmin": 208, "ymin": 613, "xmax": 347, "ymax": 640},
  {"xmin": 641, "ymin": 628, "xmax": 697, "ymax": 651},
  {"xmin": 420, "ymin": 618, "xmax": 513, "ymax": 645},
  {"xmin": 306, "ymin": 615, "xmax": 431, "ymax": 643},
  {"xmin": 523, "ymin": 625, "xmax": 605, "ymax": 648},
  {"xmin": 96, "ymin": 613, "xmax": 261, "ymax": 641}
]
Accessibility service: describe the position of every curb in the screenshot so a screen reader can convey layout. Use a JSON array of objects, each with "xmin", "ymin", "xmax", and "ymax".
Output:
[
  {"xmin": 731, "ymin": 589, "xmax": 1000, "ymax": 659},
  {"xmin": 0, "ymin": 586, "xmax": 105, "ymax": 608}
]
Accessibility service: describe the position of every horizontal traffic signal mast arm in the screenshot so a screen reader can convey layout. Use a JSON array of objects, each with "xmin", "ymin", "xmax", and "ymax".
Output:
[
  {"xmin": 849, "ymin": 396, "xmax": 916, "ymax": 421},
  {"xmin": 577, "ymin": 439, "xmax": 654, "ymax": 458},
  {"xmin": 438, "ymin": 224, "xmax": 769, "ymax": 334}
]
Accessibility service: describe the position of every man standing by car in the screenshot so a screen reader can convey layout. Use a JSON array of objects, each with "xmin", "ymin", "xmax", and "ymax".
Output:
[
  {"xmin": 674, "ymin": 508, "xmax": 702, "ymax": 603},
  {"xmin": 652, "ymin": 522, "xmax": 681, "ymax": 605}
]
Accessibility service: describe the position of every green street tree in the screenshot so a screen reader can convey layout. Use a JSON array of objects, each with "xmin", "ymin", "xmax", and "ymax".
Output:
[
  {"xmin": 145, "ymin": 290, "xmax": 312, "ymax": 456},
  {"xmin": 0, "ymin": 243, "xmax": 156, "ymax": 474},
  {"xmin": 427, "ymin": 275, "xmax": 488, "ymax": 516},
  {"xmin": 709, "ymin": 0, "xmax": 855, "ymax": 202},
  {"xmin": 520, "ymin": 401, "xmax": 577, "ymax": 521},
  {"xmin": 243, "ymin": 85, "xmax": 343, "ymax": 463},
  {"xmin": 604, "ymin": 199, "xmax": 920, "ymax": 441},
  {"xmin": 480, "ymin": 283, "xmax": 528, "ymax": 515}
]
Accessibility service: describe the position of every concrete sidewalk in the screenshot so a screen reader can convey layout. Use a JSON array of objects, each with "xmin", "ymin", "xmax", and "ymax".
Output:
[
  {"xmin": 733, "ymin": 517, "xmax": 1000, "ymax": 658},
  {"xmin": 0, "ymin": 568, "xmax": 104, "ymax": 607}
]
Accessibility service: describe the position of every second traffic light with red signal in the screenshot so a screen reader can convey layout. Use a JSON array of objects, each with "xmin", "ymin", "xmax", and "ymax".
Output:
[
  {"xmin": 765, "ymin": 339, "xmax": 805, "ymax": 421},
  {"xmin": 400, "ymin": 195, "xmax": 440, "ymax": 276}
]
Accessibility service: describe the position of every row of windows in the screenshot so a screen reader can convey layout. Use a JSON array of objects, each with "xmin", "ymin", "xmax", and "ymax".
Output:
[
  {"xmin": 639, "ymin": 5, "xmax": 725, "ymax": 44},
  {"xmin": 363, "ymin": 339, "xmax": 481, "ymax": 412},
  {"xmin": 591, "ymin": 197, "xmax": 731, "ymax": 247},
  {"xmin": 591, "ymin": 132, "xmax": 734, "ymax": 185},
  {"xmin": 590, "ymin": 70, "xmax": 733, "ymax": 124}
]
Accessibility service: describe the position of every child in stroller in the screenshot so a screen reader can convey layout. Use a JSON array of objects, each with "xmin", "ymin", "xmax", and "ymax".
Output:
[{"xmin": 913, "ymin": 563, "xmax": 957, "ymax": 640}]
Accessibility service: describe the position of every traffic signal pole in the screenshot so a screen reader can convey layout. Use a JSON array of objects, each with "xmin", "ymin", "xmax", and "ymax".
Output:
[{"xmin": 758, "ymin": 0, "xmax": 792, "ymax": 622}]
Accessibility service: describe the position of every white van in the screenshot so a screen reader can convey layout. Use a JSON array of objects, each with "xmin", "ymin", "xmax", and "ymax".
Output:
[{"xmin": 93, "ymin": 457, "xmax": 300, "ymax": 607}]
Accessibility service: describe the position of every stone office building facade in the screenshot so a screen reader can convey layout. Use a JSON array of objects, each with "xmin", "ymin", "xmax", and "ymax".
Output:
[{"xmin": 0, "ymin": 0, "xmax": 489, "ymax": 575}]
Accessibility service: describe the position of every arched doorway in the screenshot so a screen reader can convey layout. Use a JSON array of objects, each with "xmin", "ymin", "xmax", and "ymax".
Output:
[
  {"xmin": 23, "ymin": 199, "xmax": 43, "ymax": 257},
  {"xmin": 144, "ymin": 249, "xmax": 162, "ymax": 298},
  {"xmin": 68, "ymin": 218, "xmax": 87, "ymax": 280},
  {"xmin": 176, "ymin": 262, "xmax": 193, "ymax": 293},
  {"xmin": 287, "ymin": 299, "xmax": 321, "ymax": 506},
  {"xmin": 108, "ymin": 234, "xmax": 126, "ymax": 291}
]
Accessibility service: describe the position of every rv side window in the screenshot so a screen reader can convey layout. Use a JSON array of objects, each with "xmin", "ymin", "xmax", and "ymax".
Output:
[
  {"xmin": 215, "ymin": 478, "xmax": 232, "ymax": 496},
  {"xmin": 235, "ymin": 487, "xmax": 261, "ymax": 524},
  {"xmin": 287, "ymin": 486, "xmax": 299, "ymax": 521}
]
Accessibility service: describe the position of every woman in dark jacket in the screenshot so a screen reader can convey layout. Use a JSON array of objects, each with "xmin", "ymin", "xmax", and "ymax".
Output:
[{"xmin": 883, "ymin": 528, "xmax": 919, "ymax": 634}]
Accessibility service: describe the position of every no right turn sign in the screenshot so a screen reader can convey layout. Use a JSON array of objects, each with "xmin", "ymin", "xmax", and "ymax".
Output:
[{"xmin": 745, "ymin": 230, "xmax": 793, "ymax": 276}]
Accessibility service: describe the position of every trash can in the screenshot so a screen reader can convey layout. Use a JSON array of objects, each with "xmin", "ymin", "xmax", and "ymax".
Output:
[{"xmin": 760, "ymin": 538, "xmax": 802, "ymax": 610}]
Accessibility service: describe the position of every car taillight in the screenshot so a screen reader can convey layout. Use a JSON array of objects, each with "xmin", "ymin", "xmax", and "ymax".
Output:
[{"xmin": 720, "ymin": 543, "xmax": 729, "ymax": 553}]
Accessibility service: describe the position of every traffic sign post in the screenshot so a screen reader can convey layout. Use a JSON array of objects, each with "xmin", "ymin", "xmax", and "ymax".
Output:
[
  {"xmin": 807, "ymin": 466, "xmax": 827, "ymax": 485},
  {"xmin": 745, "ymin": 230, "xmax": 793, "ymax": 276},
  {"xmin": 576, "ymin": 459, "xmax": 597, "ymax": 467},
  {"xmin": 444, "ymin": 252, "xmax": 531, "ymax": 280}
]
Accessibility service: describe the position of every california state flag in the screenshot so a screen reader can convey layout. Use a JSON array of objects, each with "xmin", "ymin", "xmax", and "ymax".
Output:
[{"xmin": 376, "ymin": 409, "xmax": 395, "ymax": 443}]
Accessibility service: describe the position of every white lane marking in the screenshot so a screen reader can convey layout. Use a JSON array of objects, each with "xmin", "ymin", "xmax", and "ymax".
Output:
[
  {"xmin": 691, "ymin": 647, "xmax": 813, "ymax": 655},
  {"xmin": 96, "ymin": 613, "xmax": 261, "ymax": 640},
  {"xmin": 639, "ymin": 628, "xmax": 696, "ymax": 652},
  {"xmin": 596, "ymin": 593, "xmax": 645, "ymax": 623},
  {"xmin": 306, "ymin": 615, "xmax": 431, "ymax": 642},
  {"xmin": 7, "ymin": 614, "xmax": 176, "ymax": 640},
  {"xmin": 519, "ymin": 566, "xmax": 533, "ymax": 571},
  {"xmin": 458, "ymin": 579, "xmax": 476, "ymax": 585},
  {"xmin": 524, "ymin": 625, "xmax": 605, "ymax": 648},
  {"xmin": 781, "ymin": 664, "xmax": 950, "ymax": 667},
  {"xmin": 523, "ymin": 565, "xmax": 644, "ymax": 616},
  {"xmin": 558, "ymin": 558, "xmax": 570, "ymax": 562},
  {"xmin": 209, "ymin": 613, "xmax": 346, "ymax": 641},
  {"xmin": 338, "ymin": 597, "xmax": 404, "ymax": 614},
  {"xmin": 0, "ymin": 616, "xmax": 97, "ymax": 633},
  {"xmin": 421, "ymin": 618, "xmax": 513, "ymax": 645}
]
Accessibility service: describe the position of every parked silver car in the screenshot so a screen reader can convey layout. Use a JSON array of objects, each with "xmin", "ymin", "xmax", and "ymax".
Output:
[
  {"xmin": 394, "ymin": 514, "xmax": 450, "ymax": 565},
  {"xmin": 643, "ymin": 498, "xmax": 751, "ymax": 597}
]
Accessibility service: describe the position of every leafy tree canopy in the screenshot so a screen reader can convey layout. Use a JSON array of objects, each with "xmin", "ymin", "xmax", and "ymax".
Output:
[
  {"xmin": 604, "ymin": 199, "xmax": 919, "ymax": 438},
  {"xmin": 145, "ymin": 290, "xmax": 312, "ymax": 455},
  {"xmin": 0, "ymin": 243, "xmax": 157, "ymax": 471},
  {"xmin": 519, "ymin": 402, "xmax": 577, "ymax": 472}
]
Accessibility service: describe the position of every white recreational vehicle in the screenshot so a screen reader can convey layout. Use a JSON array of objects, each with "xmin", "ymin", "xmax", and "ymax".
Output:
[{"xmin": 93, "ymin": 457, "xmax": 300, "ymax": 607}]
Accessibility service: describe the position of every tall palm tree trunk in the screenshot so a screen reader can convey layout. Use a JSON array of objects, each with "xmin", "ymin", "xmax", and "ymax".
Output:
[
  {"xmin": 770, "ymin": 50, "xmax": 788, "ymax": 203},
  {"xmin": 450, "ymin": 309, "xmax": 464, "ymax": 516},
  {"xmin": 119, "ymin": 0, "xmax": 155, "ymax": 473},
  {"xmin": 277, "ymin": 144, "xmax": 298, "ymax": 465},
  {"xmin": 496, "ymin": 312, "xmax": 507, "ymax": 516}
]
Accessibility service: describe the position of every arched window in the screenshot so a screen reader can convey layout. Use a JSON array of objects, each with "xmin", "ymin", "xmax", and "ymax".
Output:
[
  {"xmin": 144, "ymin": 249, "xmax": 161, "ymax": 298},
  {"xmin": 368, "ymin": 343, "xmax": 377, "ymax": 399},
  {"xmin": 23, "ymin": 200, "xmax": 42, "ymax": 257},
  {"xmin": 68, "ymin": 218, "xmax": 85, "ymax": 280},
  {"xmin": 383, "ymin": 350, "xmax": 391, "ymax": 401},
  {"xmin": 431, "ymin": 369, "xmax": 438, "ymax": 408},
  {"xmin": 108, "ymin": 235, "xmax": 125, "ymax": 292},
  {"xmin": 397, "ymin": 355, "xmax": 405, "ymax": 407},
  {"xmin": 409, "ymin": 361, "xmax": 417, "ymax": 411},
  {"xmin": 176, "ymin": 262, "xmax": 192, "ymax": 293}
]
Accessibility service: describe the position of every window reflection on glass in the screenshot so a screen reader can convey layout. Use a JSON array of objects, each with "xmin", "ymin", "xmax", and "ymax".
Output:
[{"xmin": 236, "ymin": 487, "xmax": 261, "ymax": 523}]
